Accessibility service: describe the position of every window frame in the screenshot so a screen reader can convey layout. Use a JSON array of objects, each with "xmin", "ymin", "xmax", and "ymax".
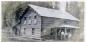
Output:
[{"xmin": 32, "ymin": 28, "xmax": 35, "ymax": 35}]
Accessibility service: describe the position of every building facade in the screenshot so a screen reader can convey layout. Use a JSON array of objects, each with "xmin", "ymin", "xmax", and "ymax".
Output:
[{"xmin": 12, "ymin": 4, "xmax": 80, "ymax": 40}]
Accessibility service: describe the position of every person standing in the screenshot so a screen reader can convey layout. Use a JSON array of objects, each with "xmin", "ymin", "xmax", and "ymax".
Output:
[
  {"xmin": 61, "ymin": 31, "xmax": 65, "ymax": 40},
  {"xmin": 68, "ymin": 33, "xmax": 72, "ymax": 40}
]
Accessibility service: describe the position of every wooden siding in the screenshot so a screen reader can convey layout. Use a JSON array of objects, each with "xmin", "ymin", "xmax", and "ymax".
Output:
[
  {"xmin": 41, "ymin": 16, "xmax": 78, "ymax": 36},
  {"xmin": 20, "ymin": 11, "xmax": 41, "ymax": 39}
]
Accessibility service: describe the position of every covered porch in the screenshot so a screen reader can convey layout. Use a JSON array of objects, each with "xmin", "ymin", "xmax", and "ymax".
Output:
[{"xmin": 41, "ymin": 24, "xmax": 79, "ymax": 40}]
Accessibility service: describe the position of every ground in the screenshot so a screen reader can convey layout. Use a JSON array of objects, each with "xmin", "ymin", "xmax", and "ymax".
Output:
[{"xmin": 2, "ymin": 28, "xmax": 83, "ymax": 42}]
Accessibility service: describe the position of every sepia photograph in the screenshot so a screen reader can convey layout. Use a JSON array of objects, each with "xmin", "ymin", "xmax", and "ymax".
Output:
[{"xmin": 1, "ymin": 1, "xmax": 84, "ymax": 42}]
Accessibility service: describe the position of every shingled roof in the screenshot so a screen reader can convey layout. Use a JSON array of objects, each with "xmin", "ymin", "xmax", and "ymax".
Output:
[{"xmin": 28, "ymin": 4, "xmax": 80, "ymax": 21}]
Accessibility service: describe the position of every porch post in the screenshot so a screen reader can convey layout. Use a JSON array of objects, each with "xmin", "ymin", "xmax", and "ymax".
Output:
[
  {"xmin": 55, "ymin": 28, "xmax": 57, "ymax": 40},
  {"xmin": 64, "ymin": 27, "xmax": 67, "ymax": 39}
]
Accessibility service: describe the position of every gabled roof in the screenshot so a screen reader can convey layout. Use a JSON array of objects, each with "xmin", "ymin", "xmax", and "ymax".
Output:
[
  {"xmin": 58, "ymin": 24, "xmax": 79, "ymax": 28},
  {"xmin": 28, "ymin": 4, "xmax": 80, "ymax": 21}
]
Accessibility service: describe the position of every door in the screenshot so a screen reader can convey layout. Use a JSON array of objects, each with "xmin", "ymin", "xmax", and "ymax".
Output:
[
  {"xmin": 25, "ymin": 28, "xmax": 32, "ymax": 37},
  {"xmin": 31, "ymin": 28, "xmax": 41, "ymax": 39}
]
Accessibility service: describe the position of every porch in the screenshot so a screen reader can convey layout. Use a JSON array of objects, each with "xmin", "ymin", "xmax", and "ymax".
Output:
[{"xmin": 41, "ymin": 25, "xmax": 79, "ymax": 40}]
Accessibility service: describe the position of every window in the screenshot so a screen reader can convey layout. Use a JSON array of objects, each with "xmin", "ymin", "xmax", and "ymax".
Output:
[
  {"xmin": 24, "ymin": 20, "xmax": 27, "ymax": 24},
  {"xmin": 32, "ymin": 15, "xmax": 37, "ymax": 25},
  {"xmin": 27, "ymin": 16, "xmax": 31, "ymax": 25},
  {"xmin": 32, "ymin": 19, "xmax": 37, "ymax": 25},
  {"xmin": 24, "ymin": 17, "xmax": 27, "ymax": 20},
  {"xmin": 34, "ymin": 15, "xmax": 37, "ymax": 19},
  {"xmin": 64, "ymin": 20, "xmax": 67, "ymax": 24},
  {"xmin": 32, "ymin": 28, "xmax": 35, "ymax": 35},
  {"xmin": 64, "ymin": 20, "xmax": 72, "ymax": 25},
  {"xmin": 24, "ymin": 17, "xmax": 27, "ymax": 24},
  {"xmin": 24, "ymin": 28, "xmax": 26, "ymax": 34},
  {"xmin": 28, "ymin": 20, "xmax": 32, "ymax": 25},
  {"xmin": 29, "ymin": 16, "xmax": 31, "ymax": 19}
]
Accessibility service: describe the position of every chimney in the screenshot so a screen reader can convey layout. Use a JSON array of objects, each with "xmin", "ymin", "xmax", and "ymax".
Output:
[{"xmin": 59, "ymin": 2, "xmax": 66, "ymax": 11}]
